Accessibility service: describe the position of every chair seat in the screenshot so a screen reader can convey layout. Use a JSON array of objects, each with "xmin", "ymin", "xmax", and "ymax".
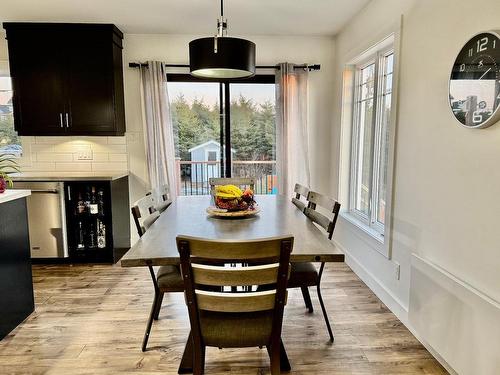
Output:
[
  {"xmin": 200, "ymin": 310, "xmax": 274, "ymax": 348},
  {"xmin": 287, "ymin": 262, "xmax": 318, "ymax": 288},
  {"xmin": 157, "ymin": 265, "xmax": 184, "ymax": 292}
]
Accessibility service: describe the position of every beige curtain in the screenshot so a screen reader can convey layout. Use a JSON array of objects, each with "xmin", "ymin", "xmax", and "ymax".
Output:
[
  {"xmin": 275, "ymin": 63, "xmax": 311, "ymax": 197},
  {"xmin": 139, "ymin": 61, "xmax": 177, "ymax": 200}
]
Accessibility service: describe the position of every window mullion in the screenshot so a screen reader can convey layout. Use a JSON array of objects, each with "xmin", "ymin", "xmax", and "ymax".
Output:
[
  {"xmin": 224, "ymin": 82, "xmax": 231, "ymax": 177},
  {"xmin": 349, "ymin": 68, "xmax": 361, "ymax": 215},
  {"xmin": 367, "ymin": 55, "xmax": 380, "ymax": 226},
  {"xmin": 371, "ymin": 53, "xmax": 385, "ymax": 227},
  {"xmin": 219, "ymin": 82, "xmax": 225, "ymax": 177}
]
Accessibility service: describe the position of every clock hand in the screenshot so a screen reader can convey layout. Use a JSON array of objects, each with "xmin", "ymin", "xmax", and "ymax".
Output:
[{"xmin": 478, "ymin": 67, "xmax": 492, "ymax": 80}]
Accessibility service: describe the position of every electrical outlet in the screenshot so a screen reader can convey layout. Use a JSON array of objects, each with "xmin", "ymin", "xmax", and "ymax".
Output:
[
  {"xmin": 77, "ymin": 150, "xmax": 93, "ymax": 160},
  {"xmin": 394, "ymin": 262, "xmax": 400, "ymax": 280}
]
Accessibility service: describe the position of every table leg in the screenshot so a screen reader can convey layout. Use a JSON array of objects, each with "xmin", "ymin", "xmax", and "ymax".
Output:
[{"xmin": 178, "ymin": 331, "xmax": 193, "ymax": 374}]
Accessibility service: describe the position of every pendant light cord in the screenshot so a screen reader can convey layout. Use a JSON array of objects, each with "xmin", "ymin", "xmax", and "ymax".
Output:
[{"xmin": 220, "ymin": 0, "xmax": 224, "ymax": 17}]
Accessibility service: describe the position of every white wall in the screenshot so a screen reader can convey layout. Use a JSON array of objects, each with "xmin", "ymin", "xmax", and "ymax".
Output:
[
  {"xmin": 123, "ymin": 33, "xmax": 336, "ymax": 219},
  {"xmin": 331, "ymin": 0, "xmax": 500, "ymax": 373}
]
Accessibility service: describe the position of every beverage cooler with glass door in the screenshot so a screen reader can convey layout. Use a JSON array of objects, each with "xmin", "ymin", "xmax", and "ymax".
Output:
[{"xmin": 64, "ymin": 178, "xmax": 130, "ymax": 263}]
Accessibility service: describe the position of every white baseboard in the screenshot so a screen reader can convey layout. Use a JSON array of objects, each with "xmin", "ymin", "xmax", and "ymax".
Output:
[{"xmin": 334, "ymin": 240, "xmax": 458, "ymax": 374}]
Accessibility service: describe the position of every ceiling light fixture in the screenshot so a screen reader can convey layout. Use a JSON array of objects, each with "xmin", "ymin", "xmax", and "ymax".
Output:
[{"xmin": 189, "ymin": 0, "xmax": 256, "ymax": 79}]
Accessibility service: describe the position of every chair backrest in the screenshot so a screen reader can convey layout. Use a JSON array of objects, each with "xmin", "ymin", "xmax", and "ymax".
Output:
[
  {"xmin": 131, "ymin": 195, "xmax": 160, "ymax": 237},
  {"xmin": 152, "ymin": 184, "xmax": 172, "ymax": 213},
  {"xmin": 177, "ymin": 235, "xmax": 293, "ymax": 345},
  {"xmin": 209, "ymin": 177, "xmax": 256, "ymax": 197},
  {"xmin": 304, "ymin": 191, "xmax": 341, "ymax": 240},
  {"xmin": 292, "ymin": 183, "xmax": 309, "ymax": 211}
]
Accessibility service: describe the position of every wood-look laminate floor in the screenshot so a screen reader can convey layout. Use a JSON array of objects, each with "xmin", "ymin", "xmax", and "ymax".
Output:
[{"xmin": 0, "ymin": 263, "xmax": 448, "ymax": 375}]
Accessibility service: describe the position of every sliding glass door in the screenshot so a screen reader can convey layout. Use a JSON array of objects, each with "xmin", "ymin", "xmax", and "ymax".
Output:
[
  {"xmin": 230, "ymin": 82, "xmax": 276, "ymax": 194},
  {"xmin": 167, "ymin": 74, "xmax": 276, "ymax": 196}
]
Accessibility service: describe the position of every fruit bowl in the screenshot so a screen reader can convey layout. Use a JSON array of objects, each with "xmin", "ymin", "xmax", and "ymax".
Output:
[
  {"xmin": 208, "ymin": 184, "xmax": 259, "ymax": 217},
  {"xmin": 206, "ymin": 205, "xmax": 260, "ymax": 217}
]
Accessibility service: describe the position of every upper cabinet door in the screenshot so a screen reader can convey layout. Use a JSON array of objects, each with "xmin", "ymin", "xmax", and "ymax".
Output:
[
  {"xmin": 65, "ymin": 27, "xmax": 117, "ymax": 135},
  {"xmin": 6, "ymin": 27, "xmax": 67, "ymax": 135},
  {"xmin": 3, "ymin": 23, "xmax": 126, "ymax": 137}
]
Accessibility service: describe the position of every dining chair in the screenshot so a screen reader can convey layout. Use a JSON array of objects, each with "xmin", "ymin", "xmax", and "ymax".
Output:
[
  {"xmin": 208, "ymin": 177, "xmax": 256, "ymax": 197},
  {"xmin": 291, "ymin": 183, "xmax": 309, "ymax": 211},
  {"xmin": 131, "ymin": 195, "xmax": 160, "ymax": 238},
  {"xmin": 131, "ymin": 195, "xmax": 184, "ymax": 352},
  {"xmin": 152, "ymin": 184, "xmax": 173, "ymax": 213},
  {"xmin": 177, "ymin": 235, "xmax": 294, "ymax": 375},
  {"xmin": 288, "ymin": 190, "xmax": 341, "ymax": 342}
]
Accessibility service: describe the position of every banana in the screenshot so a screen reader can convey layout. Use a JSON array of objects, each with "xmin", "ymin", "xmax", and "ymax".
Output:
[{"xmin": 215, "ymin": 184, "xmax": 243, "ymax": 199}]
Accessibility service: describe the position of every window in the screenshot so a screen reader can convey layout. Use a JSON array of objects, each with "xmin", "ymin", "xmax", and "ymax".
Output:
[
  {"xmin": 167, "ymin": 74, "xmax": 276, "ymax": 195},
  {"xmin": 207, "ymin": 150, "xmax": 217, "ymax": 162},
  {"xmin": 0, "ymin": 62, "xmax": 21, "ymax": 157},
  {"xmin": 350, "ymin": 48, "xmax": 394, "ymax": 234}
]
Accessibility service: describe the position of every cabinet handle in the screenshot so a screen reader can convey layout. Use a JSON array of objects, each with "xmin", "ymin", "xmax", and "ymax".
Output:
[
  {"xmin": 65, "ymin": 113, "xmax": 70, "ymax": 128},
  {"xmin": 59, "ymin": 113, "xmax": 64, "ymax": 128}
]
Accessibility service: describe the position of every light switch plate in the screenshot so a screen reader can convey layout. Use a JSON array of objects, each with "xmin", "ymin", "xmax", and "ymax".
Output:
[{"xmin": 77, "ymin": 150, "xmax": 93, "ymax": 160}]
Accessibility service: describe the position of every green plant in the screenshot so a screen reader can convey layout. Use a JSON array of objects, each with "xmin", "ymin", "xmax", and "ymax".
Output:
[{"xmin": 0, "ymin": 153, "xmax": 20, "ymax": 188}]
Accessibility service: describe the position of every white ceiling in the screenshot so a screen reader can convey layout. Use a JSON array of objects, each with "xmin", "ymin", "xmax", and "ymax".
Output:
[{"xmin": 0, "ymin": 0, "xmax": 370, "ymax": 36}]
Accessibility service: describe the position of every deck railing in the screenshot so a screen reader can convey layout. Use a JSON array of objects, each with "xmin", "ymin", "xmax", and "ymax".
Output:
[{"xmin": 175, "ymin": 160, "xmax": 277, "ymax": 196}]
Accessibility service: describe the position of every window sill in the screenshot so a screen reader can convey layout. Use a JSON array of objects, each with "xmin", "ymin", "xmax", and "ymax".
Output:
[{"xmin": 340, "ymin": 210, "xmax": 385, "ymax": 247}]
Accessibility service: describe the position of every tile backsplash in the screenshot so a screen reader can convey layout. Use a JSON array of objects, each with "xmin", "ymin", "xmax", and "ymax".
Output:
[{"xmin": 18, "ymin": 136, "xmax": 129, "ymax": 172}]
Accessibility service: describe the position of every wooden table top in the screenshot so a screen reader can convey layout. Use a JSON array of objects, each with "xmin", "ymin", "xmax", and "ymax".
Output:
[{"xmin": 120, "ymin": 195, "xmax": 344, "ymax": 267}]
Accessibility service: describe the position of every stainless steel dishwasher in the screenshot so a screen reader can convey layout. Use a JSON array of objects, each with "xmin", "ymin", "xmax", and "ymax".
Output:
[{"xmin": 13, "ymin": 182, "xmax": 68, "ymax": 258}]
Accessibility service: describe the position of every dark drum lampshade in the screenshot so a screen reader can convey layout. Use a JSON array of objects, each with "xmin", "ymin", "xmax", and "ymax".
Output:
[{"xmin": 189, "ymin": 37, "xmax": 256, "ymax": 79}]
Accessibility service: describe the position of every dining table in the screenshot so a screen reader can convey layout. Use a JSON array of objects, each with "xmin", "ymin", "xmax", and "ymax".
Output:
[{"xmin": 121, "ymin": 194, "xmax": 345, "ymax": 373}]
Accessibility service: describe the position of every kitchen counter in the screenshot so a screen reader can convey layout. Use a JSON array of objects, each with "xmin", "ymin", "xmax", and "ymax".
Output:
[
  {"xmin": 0, "ymin": 189, "xmax": 31, "ymax": 204},
  {"xmin": 11, "ymin": 171, "xmax": 129, "ymax": 182}
]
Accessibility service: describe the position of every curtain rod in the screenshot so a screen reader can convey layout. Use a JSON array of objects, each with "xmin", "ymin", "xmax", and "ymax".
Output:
[{"xmin": 128, "ymin": 62, "xmax": 321, "ymax": 71}]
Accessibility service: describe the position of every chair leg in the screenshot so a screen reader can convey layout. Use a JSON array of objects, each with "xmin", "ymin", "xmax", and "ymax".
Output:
[
  {"xmin": 300, "ymin": 286, "xmax": 314, "ymax": 313},
  {"xmin": 267, "ymin": 343, "xmax": 281, "ymax": 375},
  {"xmin": 193, "ymin": 343, "xmax": 206, "ymax": 375},
  {"xmin": 153, "ymin": 292, "xmax": 164, "ymax": 320},
  {"xmin": 316, "ymin": 262, "xmax": 334, "ymax": 342},
  {"xmin": 279, "ymin": 339, "xmax": 291, "ymax": 372},
  {"xmin": 178, "ymin": 331, "xmax": 194, "ymax": 374},
  {"xmin": 142, "ymin": 290, "xmax": 159, "ymax": 352}
]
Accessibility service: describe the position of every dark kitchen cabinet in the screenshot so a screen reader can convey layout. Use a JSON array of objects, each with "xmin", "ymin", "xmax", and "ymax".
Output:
[
  {"xmin": 0, "ymin": 197, "xmax": 34, "ymax": 339},
  {"xmin": 64, "ymin": 177, "xmax": 130, "ymax": 263},
  {"xmin": 3, "ymin": 23, "xmax": 126, "ymax": 136}
]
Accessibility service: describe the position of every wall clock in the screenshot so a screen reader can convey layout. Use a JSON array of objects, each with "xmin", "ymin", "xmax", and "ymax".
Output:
[{"xmin": 449, "ymin": 31, "xmax": 500, "ymax": 128}]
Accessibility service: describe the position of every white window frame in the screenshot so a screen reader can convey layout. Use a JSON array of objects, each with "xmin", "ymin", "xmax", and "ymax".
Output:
[
  {"xmin": 338, "ymin": 31, "xmax": 400, "ymax": 259},
  {"xmin": 349, "ymin": 46, "xmax": 394, "ymax": 235}
]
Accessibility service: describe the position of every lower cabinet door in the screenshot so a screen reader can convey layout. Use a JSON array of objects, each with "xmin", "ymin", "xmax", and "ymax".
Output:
[{"xmin": 0, "ymin": 198, "xmax": 34, "ymax": 339}]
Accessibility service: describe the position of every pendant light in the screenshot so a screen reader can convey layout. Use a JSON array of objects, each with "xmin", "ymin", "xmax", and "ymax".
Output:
[{"xmin": 189, "ymin": 0, "xmax": 256, "ymax": 79}]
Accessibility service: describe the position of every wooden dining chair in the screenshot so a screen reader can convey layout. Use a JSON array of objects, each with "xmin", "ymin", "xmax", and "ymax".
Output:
[
  {"xmin": 131, "ymin": 195, "xmax": 160, "ymax": 238},
  {"xmin": 291, "ymin": 183, "xmax": 309, "ymax": 212},
  {"xmin": 208, "ymin": 177, "xmax": 256, "ymax": 197},
  {"xmin": 177, "ymin": 235, "xmax": 294, "ymax": 375},
  {"xmin": 131, "ymin": 195, "xmax": 184, "ymax": 352},
  {"xmin": 288, "ymin": 190, "xmax": 341, "ymax": 342},
  {"xmin": 152, "ymin": 184, "xmax": 173, "ymax": 213}
]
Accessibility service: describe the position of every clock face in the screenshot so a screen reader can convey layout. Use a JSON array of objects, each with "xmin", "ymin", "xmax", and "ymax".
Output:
[{"xmin": 449, "ymin": 31, "xmax": 500, "ymax": 128}]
